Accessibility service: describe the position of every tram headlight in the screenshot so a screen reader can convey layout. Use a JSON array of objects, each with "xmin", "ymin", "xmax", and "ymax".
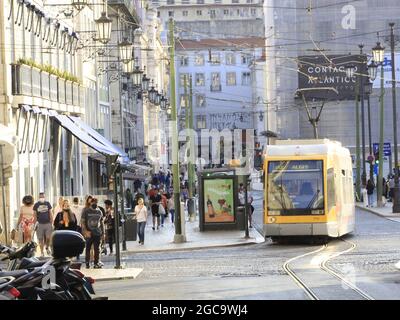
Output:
[
  {"xmin": 268, "ymin": 217, "xmax": 276, "ymax": 223},
  {"xmin": 311, "ymin": 209, "xmax": 324, "ymax": 215}
]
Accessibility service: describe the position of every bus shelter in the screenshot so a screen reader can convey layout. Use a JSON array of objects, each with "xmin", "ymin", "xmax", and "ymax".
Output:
[{"xmin": 198, "ymin": 168, "xmax": 249, "ymax": 231}]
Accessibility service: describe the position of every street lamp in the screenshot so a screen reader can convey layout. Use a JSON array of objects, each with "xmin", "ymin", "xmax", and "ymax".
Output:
[
  {"xmin": 160, "ymin": 95, "xmax": 168, "ymax": 111},
  {"xmin": 122, "ymin": 59, "xmax": 135, "ymax": 74},
  {"xmin": 119, "ymin": 38, "xmax": 133, "ymax": 63},
  {"xmin": 155, "ymin": 91, "xmax": 162, "ymax": 106},
  {"xmin": 148, "ymin": 82, "xmax": 157, "ymax": 103},
  {"xmin": 71, "ymin": 0, "xmax": 89, "ymax": 10},
  {"xmin": 345, "ymin": 64, "xmax": 356, "ymax": 78},
  {"xmin": 372, "ymin": 42, "xmax": 385, "ymax": 64},
  {"xmin": 372, "ymin": 41, "xmax": 386, "ymax": 207},
  {"xmin": 131, "ymin": 58, "xmax": 143, "ymax": 88},
  {"xmin": 368, "ymin": 60, "xmax": 379, "ymax": 81},
  {"xmin": 142, "ymin": 74, "xmax": 150, "ymax": 92},
  {"xmin": 95, "ymin": 12, "xmax": 112, "ymax": 45}
]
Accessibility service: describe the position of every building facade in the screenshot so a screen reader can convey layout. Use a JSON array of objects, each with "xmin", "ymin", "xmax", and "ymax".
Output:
[{"xmin": 264, "ymin": 0, "xmax": 400, "ymax": 176}]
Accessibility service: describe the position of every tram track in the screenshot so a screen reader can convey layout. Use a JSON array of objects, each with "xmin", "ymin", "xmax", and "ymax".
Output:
[{"xmin": 283, "ymin": 239, "xmax": 374, "ymax": 300}]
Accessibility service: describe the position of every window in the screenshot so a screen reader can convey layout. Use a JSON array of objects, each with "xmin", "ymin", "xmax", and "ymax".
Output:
[
  {"xmin": 182, "ymin": 10, "xmax": 188, "ymax": 17},
  {"xmin": 211, "ymin": 72, "xmax": 221, "ymax": 91},
  {"xmin": 226, "ymin": 53, "xmax": 236, "ymax": 65},
  {"xmin": 196, "ymin": 94, "xmax": 206, "ymax": 108},
  {"xmin": 242, "ymin": 72, "xmax": 251, "ymax": 85},
  {"xmin": 195, "ymin": 73, "xmax": 205, "ymax": 86},
  {"xmin": 223, "ymin": 9, "xmax": 229, "ymax": 15},
  {"xmin": 267, "ymin": 160, "xmax": 325, "ymax": 215},
  {"xmin": 180, "ymin": 94, "xmax": 189, "ymax": 108},
  {"xmin": 197, "ymin": 0, "xmax": 205, "ymax": 3},
  {"xmin": 251, "ymin": 8, "xmax": 257, "ymax": 15},
  {"xmin": 179, "ymin": 73, "xmax": 189, "ymax": 86},
  {"xmin": 226, "ymin": 72, "xmax": 236, "ymax": 86},
  {"xmin": 168, "ymin": 11, "xmax": 174, "ymax": 17},
  {"xmin": 180, "ymin": 56, "xmax": 189, "ymax": 66},
  {"xmin": 167, "ymin": 0, "xmax": 175, "ymax": 4},
  {"xmin": 210, "ymin": 9, "xmax": 216, "ymax": 19},
  {"xmin": 241, "ymin": 54, "xmax": 251, "ymax": 65},
  {"xmin": 196, "ymin": 115, "xmax": 207, "ymax": 129},
  {"xmin": 195, "ymin": 54, "xmax": 205, "ymax": 66},
  {"xmin": 196, "ymin": 10, "xmax": 202, "ymax": 16},
  {"xmin": 210, "ymin": 53, "xmax": 220, "ymax": 65}
]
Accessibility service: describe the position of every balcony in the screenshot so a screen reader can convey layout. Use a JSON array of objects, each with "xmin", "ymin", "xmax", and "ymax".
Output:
[
  {"xmin": 12, "ymin": 64, "xmax": 83, "ymax": 107},
  {"xmin": 108, "ymin": 0, "xmax": 141, "ymax": 23}
]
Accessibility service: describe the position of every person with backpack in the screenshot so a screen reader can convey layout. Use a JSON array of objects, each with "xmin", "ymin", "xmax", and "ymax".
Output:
[
  {"xmin": 81, "ymin": 197, "xmax": 105, "ymax": 269},
  {"xmin": 366, "ymin": 179, "xmax": 375, "ymax": 207}
]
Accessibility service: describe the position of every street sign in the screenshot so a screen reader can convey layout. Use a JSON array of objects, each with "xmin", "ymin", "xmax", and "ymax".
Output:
[{"xmin": 373, "ymin": 143, "xmax": 391, "ymax": 156}]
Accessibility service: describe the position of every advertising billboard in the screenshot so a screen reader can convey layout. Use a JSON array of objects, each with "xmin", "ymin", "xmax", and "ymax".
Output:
[
  {"xmin": 298, "ymin": 54, "xmax": 368, "ymax": 100},
  {"xmin": 203, "ymin": 178, "xmax": 235, "ymax": 223}
]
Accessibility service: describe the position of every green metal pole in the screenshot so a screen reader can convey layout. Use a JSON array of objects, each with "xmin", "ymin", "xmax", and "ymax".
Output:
[
  {"xmin": 355, "ymin": 80, "xmax": 361, "ymax": 201},
  {"xmin": 187, "ymin": 75, "xmax": 196, "ymax": 220},
  {"xmin": 377, "ymin": 65, "xmax": 385, "ymax": 207},
  {"xmin": 113, "ymin": 165, "xmax": 121, "ymax": 268},
  {"xmin": 169, "ymin": 19, "xmax": 185, "ymax": 243}
]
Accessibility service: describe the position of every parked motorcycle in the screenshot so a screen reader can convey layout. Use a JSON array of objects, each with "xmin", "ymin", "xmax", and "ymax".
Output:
[
  {"xmin": 0, "ymin": 276, "xmax": 20, "ymax": 300},
  {"xmin": 0, "ymin": 230, "xmax": 107, "ymax": 300}
]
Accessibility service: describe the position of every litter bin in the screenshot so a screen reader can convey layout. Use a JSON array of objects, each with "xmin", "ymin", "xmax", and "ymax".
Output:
[
  {"xmin": 236, "ymin": 206, "xmax": 246, "ymax": 231},
  {"xmin": 125, "ymin": 213, "xmax": 137, "ymax": 241}
]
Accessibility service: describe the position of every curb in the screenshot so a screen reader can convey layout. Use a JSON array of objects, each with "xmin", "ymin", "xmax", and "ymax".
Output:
[
  {"xmin": 356, "ymin": 204, "xmax": 400, "ymax": 218},
  {"xmin": 100, "ymin": 236, "xmax": 265, "ymax": 260}
]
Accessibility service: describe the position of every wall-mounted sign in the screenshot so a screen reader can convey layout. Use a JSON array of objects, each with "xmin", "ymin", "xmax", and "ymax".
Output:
[{"xmin": 298, "ymin": 54, "xmax": 368, "ymax": 100}]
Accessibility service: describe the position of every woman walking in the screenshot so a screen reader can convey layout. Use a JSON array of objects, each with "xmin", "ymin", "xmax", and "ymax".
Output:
[
  {"xmin": 53, "ymin": 200, "xmax": 78, "ymax": 231},
  {"xmin": 366, "ymin": 179, "xmax": 375, "ymax": 207},
  {"xmin": 17, "ymin": 195, "xmax": 35, "ymax": 243},
  {"xmin": 135, "ymin": 198, "xmax": 148, "ymax": 245}
]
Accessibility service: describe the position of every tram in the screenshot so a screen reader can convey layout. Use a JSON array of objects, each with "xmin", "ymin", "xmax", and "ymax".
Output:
[{"xmin": 263, "ymin": 139, "xmax": 355, "ymax": 241}]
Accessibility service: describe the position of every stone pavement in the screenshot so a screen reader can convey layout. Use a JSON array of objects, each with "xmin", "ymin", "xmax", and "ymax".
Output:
[
  {"xmin": 84, "ymin": 267, "xmax": 143, "ymax": 282},
  {"xmin": 117, "ymin": 214, "xmax": 265, "ymax": 255}
]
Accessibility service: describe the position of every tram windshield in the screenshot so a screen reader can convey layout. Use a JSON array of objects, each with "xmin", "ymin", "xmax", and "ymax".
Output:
[{"xmin": 267, "ymin": 160, "xmax": 324, "ymax": 215}]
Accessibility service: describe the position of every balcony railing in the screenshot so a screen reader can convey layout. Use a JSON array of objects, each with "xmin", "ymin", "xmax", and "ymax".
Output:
[{"xmin": 12, "ymin": 64, "xmax": 83, "ymax": 107}]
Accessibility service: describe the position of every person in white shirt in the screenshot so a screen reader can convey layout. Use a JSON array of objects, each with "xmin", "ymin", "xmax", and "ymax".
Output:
[
  {"xmin": 135, "ymin": 197, "xmax": 148, "ymax": 245},
  {"xmin": 71, "ymin": 197, "xmax": 83, "ymax": 230}
]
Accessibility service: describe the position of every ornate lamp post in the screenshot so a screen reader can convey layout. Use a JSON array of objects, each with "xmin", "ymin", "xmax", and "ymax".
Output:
[
  {"xmin": 95, "ymin": 12, "xmax": 112, "ymax": 44},
  {"xmin": 119, "ymin": 37, "xmax": 133, "ymax": 63},
  {"xmin": 372, "ymin": 41, "xmax": 385, "ymax": 207}
]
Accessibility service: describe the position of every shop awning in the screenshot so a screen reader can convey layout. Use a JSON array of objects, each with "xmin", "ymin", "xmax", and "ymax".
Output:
[
  {"xmin": 51, "ymin": 113, "xmax": 120, "ymax": 158},
  {"xmin": 69, "ymin": 116, "xmax": 129, "ymax": 164}
]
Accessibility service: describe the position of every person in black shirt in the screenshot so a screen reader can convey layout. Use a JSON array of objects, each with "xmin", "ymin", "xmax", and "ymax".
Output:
[
  {"xmin": 150, "ymin": 188, "xmax": 162, "ymax": 230},
  {"xmin": 104, "ymin": 200, "xmax": 114, "ymax": 255},
  {"xmin": 53, "ymin": 199, "xmax": 78, "ymax": 231},
  {"xmin": 81, "ymin": 197, "xmax": 105, "ymax": 269}
]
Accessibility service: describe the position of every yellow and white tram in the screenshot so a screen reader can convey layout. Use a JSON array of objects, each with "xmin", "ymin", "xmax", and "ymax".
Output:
[{"xmin": 263, "ymin": 139, "xmax": 355, "ymax": 240}]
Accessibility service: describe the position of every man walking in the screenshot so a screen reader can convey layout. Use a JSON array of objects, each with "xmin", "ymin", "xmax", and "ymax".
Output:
[
  {"xmin": 33, "ymin": 192, "xmax": 53, "ymax": 257},
  {"xmin": 81, "ymin": 197, "xmax": 105, "ymax": 269}
]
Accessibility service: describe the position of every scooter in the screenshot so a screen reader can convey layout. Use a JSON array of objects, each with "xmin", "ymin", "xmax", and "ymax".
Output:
[
  {"xmin": 0, "ymin": 276, "xmax": 20, "ymax": 300},
  {"xmin": 1, "ymin": 230, "xmax": 106, "ymax": 300}
]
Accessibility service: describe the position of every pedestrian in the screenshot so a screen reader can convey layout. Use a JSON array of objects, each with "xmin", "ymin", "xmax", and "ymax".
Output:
[
  {"xmin": 165, "ymin": 172, "xmax": 171, "ymax": 190},
  {"xmin": 248, "ymin": 191, "xmax": 255, "ymax": 229},
  {"xmin": 71, "ymin": 197, "xmax": 83, "ymax": 233},
  {"xmin": 53, "ymin": 196, "xmax": 65, "ymax": 222},
  {"xmin": 33, "ymin": 192, "xmax": 53, "ymax": 257},
  {"xmin": 104, "ymin": 200, "xmax": 115, "ymax": 255},
  {"xmin": 382, "ymin": 177, "xmax": 388, "ymax": 200},
  {"xmin": 389, "ymin": 176, "xmax": 395, "ymax": 202},
  {"xmin": 150, "ymin": 188, "xmax": 162, "ymax": 230},
  {"xmin": 17, "ymin": 195, "xmax": 35, "ymax": 243},
  {"xmin": 239, "ymin": 184, "xmax": 254, "ymax": 228},
  {"xmin": 167, "ymin": 194, "xmax": 175, "ymax": 224},
  {"xmin": 160, "ymin": 189, "xmax": 168, "ymax": 227},
  {"xmin": 125, "ymin": 188, "xmax": 134, "ymax": 210},
  {"xmin": 134, "ymin": 179, "xmax": 142, "ymax": 193},
  {"xmin": 135, "ymin": 198, "xmax": 148, "ymax": 245},
  {"xmin": 133, "ymin": 190, "xmax": 146, "ymax": 208},
  {"xmin": 366, "ymin": 179, "xmax": 375, "ymax": 207},
  {"xmin": 53, "ymin": 200, "xmax": 78, "ymax": 231},
  {"xmin": 81, "ymin": 197, "xmax": 105, "ymax": 269}
]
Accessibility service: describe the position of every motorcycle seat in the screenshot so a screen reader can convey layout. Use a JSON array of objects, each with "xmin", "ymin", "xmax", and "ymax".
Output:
[{"xmin": 0, "ymin": 270, "xmax": 29, "ymax": 278}]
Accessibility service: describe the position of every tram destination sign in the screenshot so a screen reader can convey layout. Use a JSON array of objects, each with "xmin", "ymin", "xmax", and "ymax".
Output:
[{"xmin": 298, "ymin": 54, "xmax": 368, "ymax": 101}]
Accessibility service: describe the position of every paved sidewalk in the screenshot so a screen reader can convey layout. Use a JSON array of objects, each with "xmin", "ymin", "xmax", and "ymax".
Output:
[
  {"xmin": 123, "ymin": 215, "xmax": 264, "ymax": 254},
  {"xmin": 356, "ymin": 202, "xmax": 400, "ymax": 222},
  {"xmin": 84, "ymin": 268, "xmax": 143, "ymax": 282}
]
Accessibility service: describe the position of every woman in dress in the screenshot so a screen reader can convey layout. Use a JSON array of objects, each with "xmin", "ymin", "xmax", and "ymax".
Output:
[{"xmin": 17, "ymin": 195, "xmax": 35, "ymax": 243}]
